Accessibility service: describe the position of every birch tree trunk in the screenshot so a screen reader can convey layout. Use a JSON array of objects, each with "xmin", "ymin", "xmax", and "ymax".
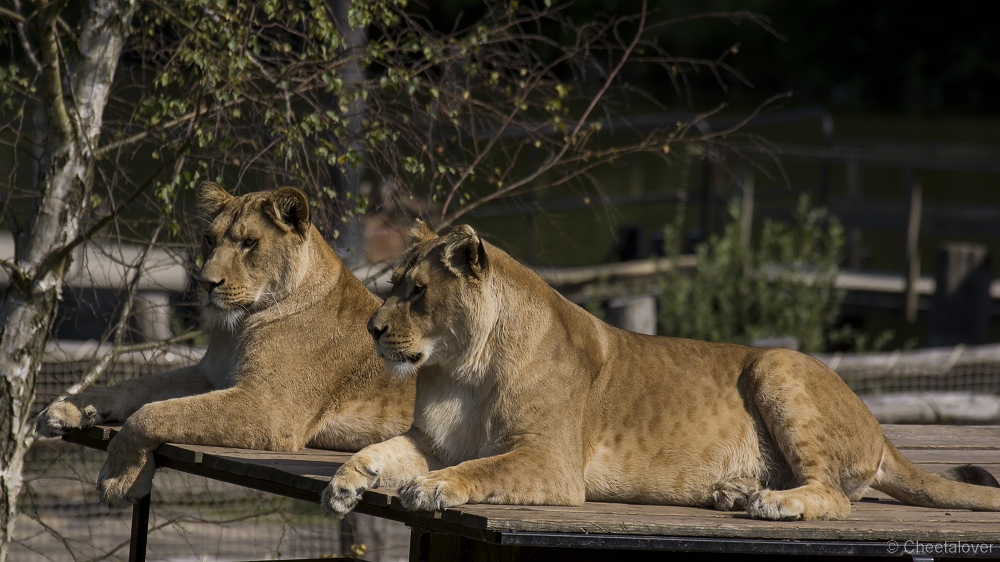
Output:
[{"xmin": 0, "ymin": 1, "xmax": 135, "ymax": 558}]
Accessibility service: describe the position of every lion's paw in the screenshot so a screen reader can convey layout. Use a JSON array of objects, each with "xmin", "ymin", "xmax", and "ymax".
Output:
[
  {"xmin": 322, "ymin": 463, "xmax": 378, "ymax": 520},
  {"xmin": 97, "ymin": 450, "xmax": 155, "ymax": 508},
  {"xmin": 35, "ymin": 400, "xmax": 99, "ymax": 437},
  {"xmin": 712, "ymin": 478, "xmax": 760, "ymax": 511},
  {"xmin": 746, "ymin": 489, "xmax": 805, "ymax": 521},
  {"xmin": 398, "ymin": 473, "xmax": 469, "ymax": 512}
]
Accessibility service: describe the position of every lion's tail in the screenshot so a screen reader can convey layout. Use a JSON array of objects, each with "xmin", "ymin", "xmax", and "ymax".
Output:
[{"xmin": 871, "ymin": 436, "xmax": 1000, "ymax": 511}]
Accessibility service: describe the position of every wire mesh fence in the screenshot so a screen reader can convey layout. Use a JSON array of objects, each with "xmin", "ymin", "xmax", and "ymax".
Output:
[
  {"xmin": 814, "ymin": 343, "xmax": 1000, "ymax": 396},
  {"xmin": 32, "ymin": 341, "xmax": 205, "ymax": 420}
]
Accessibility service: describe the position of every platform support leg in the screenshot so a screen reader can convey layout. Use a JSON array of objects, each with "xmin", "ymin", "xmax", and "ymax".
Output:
[
  {"xmin": 128, "ymin": 494, "xmax": 150, "ymax": 562},
  {"xmin": 408, "ymin": 526, "xmax": 431, "ymax": 562}
]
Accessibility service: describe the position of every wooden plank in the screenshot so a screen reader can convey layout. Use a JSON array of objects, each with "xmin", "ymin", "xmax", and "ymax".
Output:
[
  {"xmin": 468, "ymin": 511, "xmax": 1000, "ymax": 542},
  {"xmin": 476, "ymin": 515, "xmax": 999, "ymax": 542},
  {"xmin": 464, "ymin": 509, "xmax": 1000, "ymax": 531},
  {"xmin": 446, "ymin": 499, "xmax": 1000, "ymax": 525},
  {"xmin": 155, "ymin": 442, "xmax": 202, "ymax": 464},
  {"xmin": 883, "ymin": 424, "xmax": 1000, "ymax": 447},
  {"xmin": 63, "ymin": 431, "xmax": 110, "ymax": 452},
  {"xmin": 897, "ymin": 449, "xmax": 1000, "ymax": 464},
  {"xmin": 914, "ymin": 463, "xmax": 1000, "ymax": 471},
  {"xmin": 534, "ymin": 256, "xmax": 697, "ymax": 287}
]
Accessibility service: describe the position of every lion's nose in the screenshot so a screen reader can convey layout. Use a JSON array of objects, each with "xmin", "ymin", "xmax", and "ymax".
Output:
[
  {"xmin": 367, "ymin": 318, "xmax": 388, "ymax": 342},
  {"xmin": 198, "ymin": 277, "xmax": 223, "ymax": 294}
]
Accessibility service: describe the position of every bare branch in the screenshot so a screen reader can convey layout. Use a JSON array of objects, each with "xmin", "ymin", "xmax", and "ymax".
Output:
[
  {"xmin": 0, "ymin": 6, "xmax": 25, "ymax": 22},
  {"xmin": 35, "ymin": 134, "xmax": 195, "ymax": 281},
  {"xmin": 95, "ymin": 100, "xmax": 237, "ymax": 156},
  {"xmin": 694, "ymin": 91, "xmax": 794, "ymax": 141},
  {"xmin": 440, "ymin": 0, "xmax": 650, "ymax": 228},
  {"xmin": 8, "ymin": 0, "xmax": 43, "ymax": 81}
]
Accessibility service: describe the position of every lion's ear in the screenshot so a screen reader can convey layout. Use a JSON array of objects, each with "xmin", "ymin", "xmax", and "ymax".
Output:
[
  {"xmin": 267, "ymin": 187, "xmax": 311, "ymax": 236},
  {"xmin": 410, "ymin": 220, "xmax": 438, "ymax": 243},
  {"xmin": 442, "ymin": 225, "xmax": 488, "ymax": 279},
  {"xmin": 197, "ymin": 181, "xmax": 232, "ymax": 217}
]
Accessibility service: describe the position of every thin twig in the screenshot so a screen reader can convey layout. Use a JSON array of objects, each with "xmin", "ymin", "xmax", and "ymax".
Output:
[
  {"xmin": 440, "ymin": 0, "xmax": 649, "ymax": 228},
  {"xmin": 35, "ymin": 134, "xmax": 195, "ymax": 281},
  {"xmin": 7, "ymin": 0, "xmax": 43, "ymax": 75},
  {"xmin": 54, "ymin": 331, "xmax": 203, "ymax": 403}
]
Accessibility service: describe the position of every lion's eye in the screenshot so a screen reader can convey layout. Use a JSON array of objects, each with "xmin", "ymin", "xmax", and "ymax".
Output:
[
  {"xmin": 411, "ymin": 285, "xmax": 426, "ymax": 301},
  {"xmin": 243, "ymin": 238, "xmax": 258, "ymax": 249}
]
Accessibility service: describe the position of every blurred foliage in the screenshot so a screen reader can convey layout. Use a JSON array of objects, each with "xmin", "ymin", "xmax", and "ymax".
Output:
[
  {"xmin": 1, "ymin": 0, "xmax": 783, "ymax": 255},
  {"xmin": 424, "ymin": 0, "xmax": 1000, "ymax": 115},
  {"xmin": 657, "ymin": 195, "xmax": 844, "ymax": 352}
]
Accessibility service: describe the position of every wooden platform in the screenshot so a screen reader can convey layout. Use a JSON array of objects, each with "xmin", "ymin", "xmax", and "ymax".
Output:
[{"xmin": 65, "ymin": 424, "xmax": 1000, "ymax": 560}]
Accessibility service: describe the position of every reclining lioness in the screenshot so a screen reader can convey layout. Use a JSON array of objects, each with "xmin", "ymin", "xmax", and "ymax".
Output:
[
  {"xmin": 37, "ymin": 182, "xmax": 415, "ymax": 506},
  {"xmin": 323, "ymin": 222, "xmax": 1000, "ymax": 521}
]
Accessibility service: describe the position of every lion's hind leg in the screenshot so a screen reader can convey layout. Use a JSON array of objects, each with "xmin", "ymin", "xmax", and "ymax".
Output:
[
  {"xmin": 741, "ymin": 349, "xmax": 884, "ymax": 521},
  {"xmin": 712, "ymin": 477, "xmax": 761, "ymax": 511}
]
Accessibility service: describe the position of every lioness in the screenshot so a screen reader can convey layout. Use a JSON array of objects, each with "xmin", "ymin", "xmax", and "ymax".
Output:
[
  {"xmin": 37, "ymin": 182, "xmax": 415, "ymax": 507},
  {"xmin": 323, "ymin": 223, "xmax": 1000, "ymax": 521}
]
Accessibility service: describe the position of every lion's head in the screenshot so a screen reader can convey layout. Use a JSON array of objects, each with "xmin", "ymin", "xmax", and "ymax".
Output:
[
  {"xmin": 367, "ymin": 222, "xmax": 496, "ymax": 380},
  {"xmin": 196, "ymin": 181, "xmax": 313, "ymax": 330}
]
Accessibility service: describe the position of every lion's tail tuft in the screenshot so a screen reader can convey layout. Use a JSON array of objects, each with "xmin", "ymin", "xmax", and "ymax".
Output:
[{"xmin": 939, "ymin": 464, "xmax": 1000, "ymax": 488}]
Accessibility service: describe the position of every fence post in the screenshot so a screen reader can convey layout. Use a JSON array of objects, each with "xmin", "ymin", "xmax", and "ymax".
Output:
[
  {"xmin": 903, "ymin": 168, "xmax": 922, "ymax": 323},
  {"xmin": 524, "ymin": 147, "xmax": 538, "ymax": 265},
  {"xmin": 606, "ymin": 295, "xmax": 657, "ymax": 335},
  {"xmin": 739, "ymin": 162, "xmax": 754, "ymax": 255},
  {"xmin": 818, "ymin": 113, "xmax": 834, "ymax": 205},
  {"xmin": 133, "ymin": 292, "xmax": 173, "ymax": 342},
  {"xmin": 845, "ymin": 158, "xmax": 863, "ymax": 269},
  {"xmin": 928, "ymin": 243, "xmax": 992, "ymax": 346},
  {"xmin": 700, "ymin": 158, "xmax": 713, "ymax": 238}
]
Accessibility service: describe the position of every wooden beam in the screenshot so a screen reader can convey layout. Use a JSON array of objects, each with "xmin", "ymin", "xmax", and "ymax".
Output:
[{"xmin": 903, "ymin": 168, "xmax": 922, "ymax": 323}]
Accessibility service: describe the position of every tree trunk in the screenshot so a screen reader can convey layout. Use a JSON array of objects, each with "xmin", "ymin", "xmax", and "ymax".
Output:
[
  {"xmin": 331, "ymin": 0, "xmax": 367, "ymax": 267},
  {"xmin": 0, "ymin": 1, "xmax": 134, "ymax": 559}
]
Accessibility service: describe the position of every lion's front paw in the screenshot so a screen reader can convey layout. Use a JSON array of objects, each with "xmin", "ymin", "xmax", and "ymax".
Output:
[
  {"xmin": 322, "ymin": 463, "xmax": 378, "ymax": 520},
  {"xmin": 398, "ymin": 472, "xmax": 470, "ymax": 512},
  {"xmin": 97, "ymin": 450, "xmax": 155, "ymax": 508},
  {"xmin": 746, "ymin": 489, "xmax": 805, "ymax": 521},
  {"xmin": 35, "ymin": 400, "xmax": 99, "ymax": 437}
]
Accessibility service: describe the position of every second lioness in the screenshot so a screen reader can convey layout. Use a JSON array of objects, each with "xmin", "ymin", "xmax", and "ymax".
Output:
[
  {"xmin": 37, "ymin": 182, "xmax": 415, "ymax": 506},
  {"xmin": 324, "ymin": 223, "xmax": 1000, "ymax": 522}
]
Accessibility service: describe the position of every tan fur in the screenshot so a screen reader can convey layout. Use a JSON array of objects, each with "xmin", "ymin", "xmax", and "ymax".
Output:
[
  {"xmin": 37, "ymin": 183, "xmax": 415, "ymax": 507},
  {"xmin": 323, "ymin": 223, "xmax": 1000, "ymax": 521}
]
